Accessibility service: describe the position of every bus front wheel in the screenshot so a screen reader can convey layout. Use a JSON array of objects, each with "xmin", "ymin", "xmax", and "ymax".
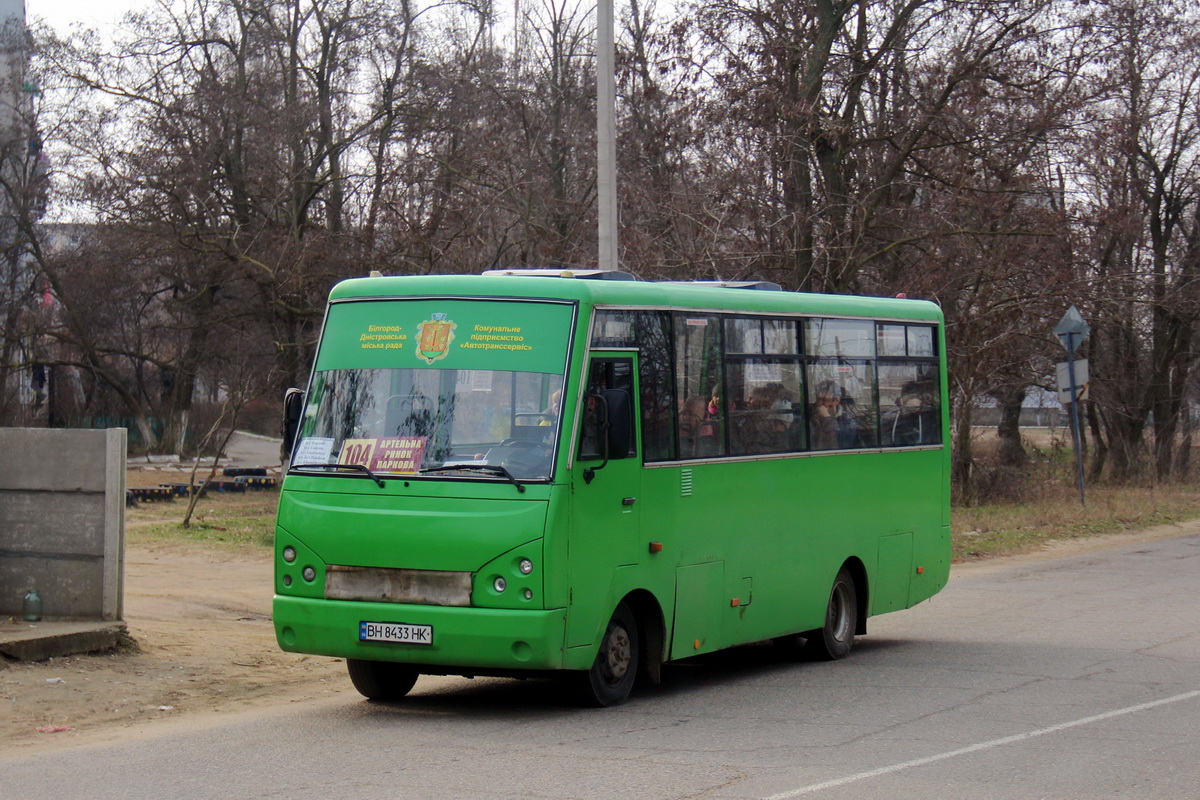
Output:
[
  {"xmin": 347, "ymin": 659, "xmax": 419, "ymax": 701},
  {"xmin": 803, "ymin": 567, "xmax": 857, "ymax": 661},
  {"xmin": 577, "ymin": 602, "xmax": 639, "ymax": 707}
]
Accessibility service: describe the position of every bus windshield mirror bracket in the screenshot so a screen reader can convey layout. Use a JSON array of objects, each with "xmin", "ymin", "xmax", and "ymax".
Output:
[{"xmin": 583, "ymin": 393, "xmax": 611, "ymax": 484}]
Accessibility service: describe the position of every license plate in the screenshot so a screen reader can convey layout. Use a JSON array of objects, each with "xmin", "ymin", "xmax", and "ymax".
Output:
[{"xmin": 359, "ymin": 621, "xmax": 433, "ymax": 645}]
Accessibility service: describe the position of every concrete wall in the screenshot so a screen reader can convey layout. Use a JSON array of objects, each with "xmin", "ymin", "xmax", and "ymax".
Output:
[{"xmin": 0, "ymin": 428, "xmax": 125, "ymax": 620}]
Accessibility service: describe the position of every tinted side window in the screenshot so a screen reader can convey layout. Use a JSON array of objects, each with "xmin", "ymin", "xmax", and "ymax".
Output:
[
  {"xmin": 879, "ymin": 362, "xmax": 940, "ymax": 446},
  {"xmin": 636, "ymin": 312, "xmax": 675, "ymax": 462},
  {"xmin": 805, "ymin": 319, "xmax": 875, "ymax": 358},
  {"xmin": 675, "ymin": 314, "xmax": 724, "ymax": 458},
  {"xmin": 724, "ymin": 316, "xmax": 804, "ymax": 455}
]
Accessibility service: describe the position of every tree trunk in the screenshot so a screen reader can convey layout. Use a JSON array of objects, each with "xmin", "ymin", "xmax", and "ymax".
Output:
[
  {"xmin": 1086, "ymin": 401, "xmax": 1107, "ymax": 481},
  {"xmin": 995, "ymin": 385, "xmax": 1027, "ymax": 467},
  {"xmin": 952, "ymin": 401, "xmax": 975, "ymax": 502}
]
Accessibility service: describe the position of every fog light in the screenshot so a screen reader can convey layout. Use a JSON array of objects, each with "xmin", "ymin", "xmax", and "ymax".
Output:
[
  {"xmin": 523, "ymin": 588, "xmax": 533, "ymax": 600},
  {"xmin": 283, "ymin": 575, "xmax": 293, "ymax": 587},
  {"xmin": 493, "ymin": 577, "xmax": 507, "ymax": 593},
  {"xmin": 519, "ymin": 558, "xmax": 533, "ymax": 575},
  {"xmin": 302, "ymin": 566, "xmax": 316, "ymax": 582},
  {"xmin": 283, "ymin": 546, "xmax": 297, "ymax": 563}
]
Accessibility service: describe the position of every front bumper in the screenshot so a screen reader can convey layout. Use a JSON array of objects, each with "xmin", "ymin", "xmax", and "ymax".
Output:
[{"xmin": 274, "ymin": 595, "xmax": 567, "ymax": 672}]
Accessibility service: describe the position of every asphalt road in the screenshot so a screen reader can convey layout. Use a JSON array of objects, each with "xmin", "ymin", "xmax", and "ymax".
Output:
[{"xmin": 5, "ymin": 533, "xmax": 1199, "ymax": 799}]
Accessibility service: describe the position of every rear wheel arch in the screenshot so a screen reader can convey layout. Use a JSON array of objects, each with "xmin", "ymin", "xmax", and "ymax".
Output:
[{"xmin": 842, "ymin": 557, "xmax": 869, "ymax": 636}]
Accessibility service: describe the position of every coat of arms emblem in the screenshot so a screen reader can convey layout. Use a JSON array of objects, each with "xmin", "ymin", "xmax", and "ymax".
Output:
[{"xmin": 415, "ymin": 313, "xmax": 457, "ymax": 364}]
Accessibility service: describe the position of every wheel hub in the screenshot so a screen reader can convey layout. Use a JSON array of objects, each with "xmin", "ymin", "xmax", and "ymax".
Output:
[{"xmin": 601, "ymin": 625, "xmax": 631, "ymax": 682}]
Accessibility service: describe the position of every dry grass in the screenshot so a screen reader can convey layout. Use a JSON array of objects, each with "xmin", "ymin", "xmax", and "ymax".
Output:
[
  {"xmin": 953, "ymin": 427, "xmax": 1200, "ymax": 560},
  {"xmin": 952, "ymin": 483, "xmax": 1200, "ymax": 561},
  {"xmin": 127, "ymin": 489, "xmax": 278, "ymax": 549}
]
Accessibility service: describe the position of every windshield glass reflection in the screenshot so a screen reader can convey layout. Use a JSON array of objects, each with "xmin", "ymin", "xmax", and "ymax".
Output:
[{"xmin": 293, "ymin": 367, "xmax": 565, "ymax": 481}]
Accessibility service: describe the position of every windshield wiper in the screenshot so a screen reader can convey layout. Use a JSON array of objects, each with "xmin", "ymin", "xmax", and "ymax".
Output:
[
  {"xmin": 421, "ymin": 464, "xmax": 527, "ymax": 493},
  {"xmin": 290, "ymin": 463, "xmax": 385, "ymax": 488}
]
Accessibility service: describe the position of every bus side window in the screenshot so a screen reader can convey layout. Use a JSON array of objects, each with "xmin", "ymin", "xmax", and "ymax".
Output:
[
  {"xmin": 880, "ymin": 362, "xmax": 940, "ymax": 446},
  {"xmin": 674, "ymin": 314, "xmax": 725, "ymax": 459},
  {"xmin": 635, "ymin": 312, "xmax": 675, "ymax": 462},
  {"xmin": 876, "ymin": 324, "xmax": 941, "ymax": 448}
]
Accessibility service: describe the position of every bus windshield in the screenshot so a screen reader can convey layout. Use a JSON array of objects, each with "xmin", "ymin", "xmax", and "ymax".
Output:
[{"xmin": 293, "ymin": 367, "xmax": 565, "ymax": 481}]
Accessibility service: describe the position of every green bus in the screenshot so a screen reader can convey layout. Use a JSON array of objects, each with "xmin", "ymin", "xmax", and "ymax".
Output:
[{"xmin": 274, "ymin": 270, "xmax": 950, "ymax": 706}]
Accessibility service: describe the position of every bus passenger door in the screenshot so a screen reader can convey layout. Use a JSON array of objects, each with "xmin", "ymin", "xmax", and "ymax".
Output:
[{"xmin": 566, "ymin": 354, "xmax": 642, "ymax": 649}]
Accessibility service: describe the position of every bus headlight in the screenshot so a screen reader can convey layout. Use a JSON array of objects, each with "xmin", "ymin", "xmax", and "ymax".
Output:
[
  {"xmin": 302, "ymin": 566, "xmax": 317, "ymax": 583},
  {"xmin": 493, "ymin": 577, "xmax": 507, "ymax": 593},
  {"xmin": 283, "ymin": 546, "xmax": 297, "ymax": 563},
  {"xmin": 519, "ymin": 558, "xmax": 534, "ymax": 575}
]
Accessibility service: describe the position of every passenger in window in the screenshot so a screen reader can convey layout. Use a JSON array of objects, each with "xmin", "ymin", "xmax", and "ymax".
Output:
[
  {"xmin": 736, "ymin": 384, "xmax": 791, "ymax": 453},
  {"xmin": 755, "ymin": 382, "xmax": 793, "ymax": 419},
  {"xmin": 677, "ymin": 389, "xmax": 723, "ymax": 457},
  {"xmin": 890, "ymin": 381, "xmax": 936, "ymax": 445},
  {"xmin": 899, "ymin": 381, "xmax": 933, "ymax": 410},
  {"xmin": 747, "ymin": 383, "xmax": 777, "ymax": 410},
  {"xmin": 678, "ymin": 395, "xmax": 708, "ymax": 458},
  {"xmin": 812, "ymin": 380, "xmax": 842, "ymax": 450}
]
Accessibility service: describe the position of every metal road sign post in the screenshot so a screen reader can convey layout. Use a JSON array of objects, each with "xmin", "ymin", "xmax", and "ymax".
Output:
[{"xmin": 1055, "ymin": 306, "xmax": 1091, "ymax": 508}]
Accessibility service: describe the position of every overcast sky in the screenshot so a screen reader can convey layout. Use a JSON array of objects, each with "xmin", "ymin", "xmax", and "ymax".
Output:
[{"xmin": 29, "ymin": 0, "xmax": 142, "ymax": 31}]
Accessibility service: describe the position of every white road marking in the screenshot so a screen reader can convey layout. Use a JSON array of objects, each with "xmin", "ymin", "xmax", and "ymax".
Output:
[{"xmin": 763, "ymin": 689, "xmax": 1200, "ymax": 799}]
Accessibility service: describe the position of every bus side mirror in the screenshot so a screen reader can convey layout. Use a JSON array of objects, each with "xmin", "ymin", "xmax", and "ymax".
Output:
[
  {"xmin": 602, "ymin": 388, "xmax": 633, "ymax": 460},
  {"xmin": 583, "ymin": 388, "xmax": 634, "ymax": 485},
  {"xmin": 282, "ymin": 388, "xmax": 305, "ymax": 457}
]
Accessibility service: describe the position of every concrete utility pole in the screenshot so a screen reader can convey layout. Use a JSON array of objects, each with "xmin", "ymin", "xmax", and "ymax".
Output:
[{"xmin": 596, "ymin": 0, "xmax": 618, "ymax": 270}]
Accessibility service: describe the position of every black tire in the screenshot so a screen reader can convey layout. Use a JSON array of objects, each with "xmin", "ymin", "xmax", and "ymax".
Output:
[
  {"xmin": 802, "ymin": 567, "xmax": 858, "ymax": 661},
  {"xmin": 346, "ymin": 659, "xmax": 419, "ymax": 701},
  {"xmin": 577, "ymin": 603, "xmax": 639, "ymax": 707}
]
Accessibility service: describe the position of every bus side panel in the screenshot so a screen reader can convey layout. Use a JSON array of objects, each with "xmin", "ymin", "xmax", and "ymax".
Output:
[
  {"xmin": 671, "ymin": 561, "xmax": 725, "ymax": 658},
  {"xmin": 910, "ymin": 524, "xmax": 951, "ymax": 605},
  {"xmin": 642, "ymin": 447, "xmax": 947, "ymax": 655},
  {"xmin": 541, "ymin": 485, "xmax": 572, "ymax": 613},
  {"xmin": 875, "ymin": 532, "xmax": 914, "ymax": 615},
  {"xmin": 641, "ymin": 460, "xmax": 826, "ymax": 654}
]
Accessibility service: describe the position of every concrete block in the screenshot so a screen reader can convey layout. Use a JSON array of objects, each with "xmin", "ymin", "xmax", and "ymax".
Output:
[
  {"xmin": 0, "ymin": 428, "xmax": 114, "ymax": 492},
  {"xmin": 0, "ymin": 491, "xmax": 107, "ymax": 556},
  {"xmin": 0, "ymin": 428, "xmax": 125, "ymax": 620},
  {"xmin": 1, "ymin": 560, "xmax": 105, "ymax": 619}
]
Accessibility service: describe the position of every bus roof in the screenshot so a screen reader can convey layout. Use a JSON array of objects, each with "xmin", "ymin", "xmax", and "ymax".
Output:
[{"xmin": 327, "ymin": 273, "xmax": 943, "ymax": 323}]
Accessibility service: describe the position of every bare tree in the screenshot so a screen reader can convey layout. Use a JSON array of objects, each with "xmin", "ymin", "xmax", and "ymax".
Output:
[{"xmin": 1071, "ymin": 0, "xmax": 1200, "ymax": 480}]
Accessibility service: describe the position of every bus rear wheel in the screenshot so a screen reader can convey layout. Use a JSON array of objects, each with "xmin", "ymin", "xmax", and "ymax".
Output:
[
  {"xmin": 576, "ymin": 602, "xmax": 639, "ymax": 707},
  {"xmin": 347, "ymin": 659, "xmax": 419, "ymax": 701},
  {"xmin": 803, "ymin": 567, "xmax": 857, "ymax": 661}
]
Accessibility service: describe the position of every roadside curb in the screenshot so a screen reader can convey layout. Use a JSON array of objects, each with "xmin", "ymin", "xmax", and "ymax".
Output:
[{"xmin": 0, "ymin": 621, "xmax": 128, "ymax": 664}]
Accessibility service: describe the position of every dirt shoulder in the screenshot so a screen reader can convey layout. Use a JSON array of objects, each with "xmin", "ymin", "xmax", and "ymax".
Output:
[{"xmin": 1, "ymin": 533, "xmax": 348, "ymax": 753}]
